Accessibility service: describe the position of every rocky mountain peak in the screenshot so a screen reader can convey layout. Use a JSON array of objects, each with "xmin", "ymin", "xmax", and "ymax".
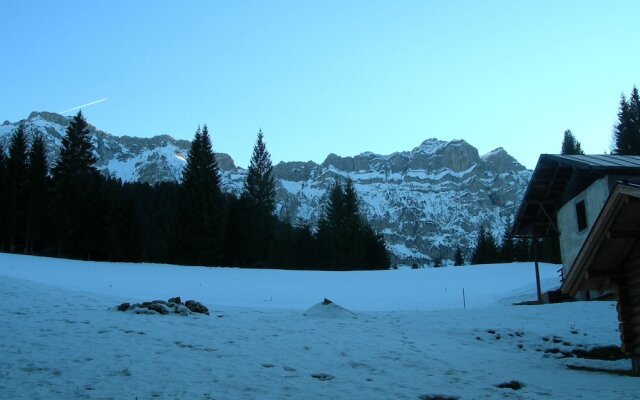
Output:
[
  {"xmin": 27, "ymin": 111, "xmax": 71, "ymax": 126},
  {"xmin": 321, "ymin": 152, "xmax": 373, "ymax": 172},
  {"xmin": 412, "ymin": 138, "xmax": 448, "ymax": 154},
  {"xmin": 273, "ymin": 161, "xmax": 318, "ymax": 181},
  {"xmin": 481, "ymin": 147, "xmax": 526, "ymax": 173},
  {"xmin": 0, "ymin": 111, "xmax": 532, "ymax": 265},
  {"xmin": 408, "ymin": 138, "xmax": 480, "ymax": 172}
]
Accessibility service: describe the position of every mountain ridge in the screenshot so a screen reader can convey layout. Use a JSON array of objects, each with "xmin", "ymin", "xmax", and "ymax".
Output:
[{"xmin": 0, "ymin": 111, "xmax": 531, "ymax": 265}]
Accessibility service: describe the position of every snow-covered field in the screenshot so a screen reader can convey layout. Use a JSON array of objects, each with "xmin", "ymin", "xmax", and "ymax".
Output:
[{"xmin": 0, "ymin": 254, "xmax": 638, "ymax": 399}]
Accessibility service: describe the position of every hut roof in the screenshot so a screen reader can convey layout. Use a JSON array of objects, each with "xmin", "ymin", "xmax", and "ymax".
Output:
[{"xmin": 512, "ymin": 154, "xmax": 640, "ymax": 237}]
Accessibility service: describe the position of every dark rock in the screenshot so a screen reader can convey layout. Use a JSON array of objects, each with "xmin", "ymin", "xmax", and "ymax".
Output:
[
  {"xmin": 173, "ymin": 304, "xmax": 191, "ymax": 316},
  {"xmin": 115, "ymin": 298, "xmax": 205, "ymax": 316},
  {"xmin": 322, "ymin": 298, "xmax": 333, "ymax": 305},
  {"xmin": 185, "ymin": 300, "xmax": 209, "ymax": 315},
  {"xmin": 571, "ymin": 345, "xmax": 626, "ymax": 361},
  {"xmin": 495, "ymin": 380, "xmax": 524, "ymax": 390},
  {"xmin": 310, "ymin": 373, "xmax": 335, "ymax": 381},
  {"xmin": 145, "ymin": 303, "xmax": 169, "ymax": 315},
  {"xmin": 132, "ymin": 307, "xmax": 158, "ymax": 315}
]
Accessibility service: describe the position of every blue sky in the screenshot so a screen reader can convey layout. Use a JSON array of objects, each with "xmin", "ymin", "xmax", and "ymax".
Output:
[{"xmin": 1, "ymin": 1, "xmax": 639, "ymax": 169}]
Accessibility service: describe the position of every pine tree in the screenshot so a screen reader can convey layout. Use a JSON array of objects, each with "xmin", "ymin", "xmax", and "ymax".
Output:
[
  {"xmin": 628, "ymin": 87, "xmax": 640, "ymax": 152},
  {"xmin": 514, "ymin": 237, "xmax": 531, "ymax": 262},
  {"xmin": 243, "ymin": 129, "xmax": 275, "ymax": 215},
  {"xmin": 136, "ymin": 181, "xmax": 179, "ymax": 263},
  {"xmin": 540, "ymin": 235, "xmax": 562, "ymax": 264},
  {"xmin": 241, "ymin": 129, "xmax": 276, "ymax": 265},
  {"xmin": 101, "ymin": 178, "xmax": 141, "ymax": 261},
  {"xmin": 561, "ymin": 130, "xmax": 584, "ymax": 155},
  {"xmin": 471, "ymin": 226, "xmax": 499, "ymax": 265},
  {"xmin": 316, "ymin": 181, "xmax": 345, "ymax": 268},
  {"xmin": 294, "ymin": 225, "xmax": 320, "ymax": 269},
  {"xmin": 499, "ymin": 219, "xmax": 516, "ymax": 263},
  {"xmin": 25, "ymin": 133, "xmax": 49, "ymax": 254},
  {"xmin": 454, "ymin": 245, "xmax": 464, "ymax": 266},
  {"xmin": 174, "ymin": 125, "xmax": 223, "ymax": 265},
  {"xmin": 223, "ymin": 194, "xmax": 252, "ymax": 266},
  {"xmin": 324, "ymin": 181, "xmax": 346, "ymax": 233},
  {"xmin": 181, "ymin": 125, "xmax": 221, "ymax": 196},
  {"xmin": 51, "ymin": 111, "xmax": 103, "ymax": 259},
  {"xmin": 342, "ymin": 179, "xmax": 364, "ymax": 267},
  {"xmin": 317, "ymin": 179, "xmax": 389, "ymax": 270},
  {"xmin": 613, "ymin": 88, "xmax": 640, "ymax": 155},
  {"xmin": 53, "ymin": 111, "xmax": 97, "ymax": 177},
  {"xmin": 361, "ymin": 225, "xmax": 390, "ymax": 270},
  {"xmin": 6, "ymin": 124, "xmax": 30, "ymax": 252}
]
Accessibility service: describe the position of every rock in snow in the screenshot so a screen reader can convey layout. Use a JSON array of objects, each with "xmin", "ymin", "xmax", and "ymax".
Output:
[
  {"xmin": 303, "ymin": 298, "xmax": 357, "ymax": 319},
  {"xmin": 184, "ymin": 300, "xmax": 210, "ymax": 315},
  {"xmin": 117, "ymin": 297, "xmax": 208, "ymax": 316}
]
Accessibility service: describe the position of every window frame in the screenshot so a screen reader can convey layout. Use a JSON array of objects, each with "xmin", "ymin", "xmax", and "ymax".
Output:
[{"xmin": 575, "ymin": 199, "xmax": 587, "ymax": 232}]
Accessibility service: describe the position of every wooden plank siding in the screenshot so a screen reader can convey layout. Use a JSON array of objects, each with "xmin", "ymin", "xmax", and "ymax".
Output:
[
  {"xmin": 512, "ymin": 155, "xmax": 640, "ymax": 373},
  {"xmin": 563, "ymin": 185, "xmax": 640, "ymax": 295}
]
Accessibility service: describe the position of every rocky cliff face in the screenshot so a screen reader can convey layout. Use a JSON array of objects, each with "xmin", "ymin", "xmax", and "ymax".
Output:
[
  {"xmin": 272, "ymin": 139, "xmax": 530, "ymax": 265},
  {"xmin": 0, "ymin": 112, "xmax": 238, "ymax": 185},
  {"xmin": 0, "ymin": 112, "xmax": 531, "ymax": 265}
]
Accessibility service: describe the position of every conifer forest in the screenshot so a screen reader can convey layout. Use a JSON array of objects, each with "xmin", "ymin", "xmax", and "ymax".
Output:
[{"xmin": 0, "ymin": 112, "xmax": 390, "ymax": 270}]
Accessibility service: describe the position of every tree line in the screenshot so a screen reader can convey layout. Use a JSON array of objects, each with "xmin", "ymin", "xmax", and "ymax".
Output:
[
  {"xmin": 0, "ymin": 111, "xmax": 390, "ymax": 270},
  {"xmin": 466, "ymin": 222, "xmax": 561, "ymax": 266},
  {"xmin": 561, "ymin": 85, "xmax": 640, "ymax": 156},
  {"xmin": 469, "ymin": 84, "xmax": 640, "ymax": 267}
]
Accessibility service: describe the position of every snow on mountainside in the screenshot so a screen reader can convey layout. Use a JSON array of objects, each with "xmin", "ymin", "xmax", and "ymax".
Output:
[
  {"xmin": 0, "ymin": 112, "xmax": 532, "ymax": 265},
  {"xmin": 0, "ymin": 112, "xmax": 239, "ymax": 186},
  {"xmin": 274, "ymin": 140, "xmax": 531, "ymax": 264}
]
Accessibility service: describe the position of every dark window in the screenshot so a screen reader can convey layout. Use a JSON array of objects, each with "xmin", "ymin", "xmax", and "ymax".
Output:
[{"xmin": 576, "ymin": 200, "xmax": 587, "ymax": 231}]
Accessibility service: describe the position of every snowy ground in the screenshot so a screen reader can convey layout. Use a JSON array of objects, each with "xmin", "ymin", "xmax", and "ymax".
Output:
[{"xmin": 0, "ymin": 254, "xmax": 638, "ymax": 399}]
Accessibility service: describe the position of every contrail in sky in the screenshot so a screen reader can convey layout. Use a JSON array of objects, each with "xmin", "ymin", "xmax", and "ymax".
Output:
[{"xmin": 59, "ymin": 98, "xmax": 108, "ymax": 114}]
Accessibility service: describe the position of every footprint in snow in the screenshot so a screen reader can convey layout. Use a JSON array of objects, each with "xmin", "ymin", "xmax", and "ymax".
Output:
[
  {"xmin": 311, "ymin": 373, "xmax": 335, "ymax": 381},
  {"xmin": 495, "ymin": 380, "xmax": 525, "ymax": 390}
]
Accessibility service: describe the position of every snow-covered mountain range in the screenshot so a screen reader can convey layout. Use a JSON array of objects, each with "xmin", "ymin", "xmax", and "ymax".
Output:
[{"xmin": 0, "ymin": 112, "xmax": 531, "ymax": 265}]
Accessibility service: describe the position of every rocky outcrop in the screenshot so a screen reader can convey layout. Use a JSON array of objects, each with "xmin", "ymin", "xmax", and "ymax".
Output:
[
  {"xmin": 272, "ymin": 139, "xmax": 531, "ymax": 265},
  {"xmin": 116, "ymin": 297, "xmax": 209, "ymax": 316},
  {"xmin": 481, "ymin": 147, "xmax": 526, "ymax": 173},
  {"xmin": 0, "ymin": 112, "xmax": 235, "ymax": 184},
  {"xmin": 0, "ymin": 111, "xmax": 531, "ymax": 265},
  {"xmin": 273, "ymin": 161, "xmax": 317, "ymax": 181}
]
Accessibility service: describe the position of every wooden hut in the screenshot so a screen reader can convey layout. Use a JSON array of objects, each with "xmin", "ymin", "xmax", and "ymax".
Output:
[{"xmin": 512, "ymin": 154, "xmax": 640, "ymax": 372}]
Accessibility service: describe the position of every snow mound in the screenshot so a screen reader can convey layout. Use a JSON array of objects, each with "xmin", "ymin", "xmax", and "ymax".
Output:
[{"xmin": 303, "ymin": 298, "xmax": 357, "ymax": 319}]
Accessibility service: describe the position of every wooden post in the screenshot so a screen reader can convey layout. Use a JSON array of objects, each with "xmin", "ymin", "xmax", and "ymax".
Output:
[
  {"xmin": 463, "ymin": 288, "xmax": 466, "ymax": 309},
  {"xmin": 534, "ymin": 237, "xmax": 542, "ymax": 303}
]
